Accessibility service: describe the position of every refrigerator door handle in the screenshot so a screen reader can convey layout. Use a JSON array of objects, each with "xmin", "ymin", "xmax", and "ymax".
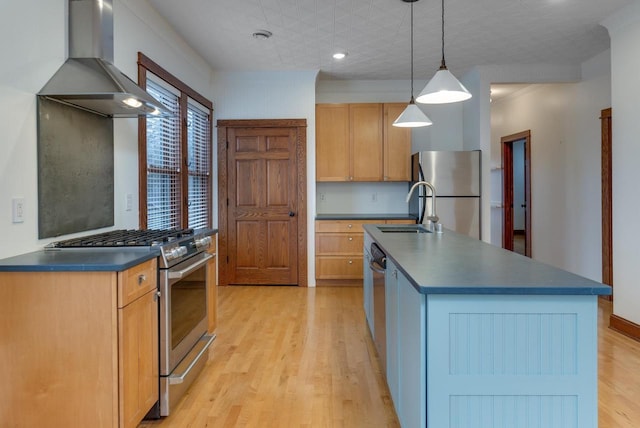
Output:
[{"xmin": 418, "ymin": 165, "xmax": 426, "ymax": 224}]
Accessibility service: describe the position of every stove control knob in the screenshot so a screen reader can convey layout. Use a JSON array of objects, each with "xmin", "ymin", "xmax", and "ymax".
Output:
[
  {"xmin": 195, "ymin": 236, "xmax": 212, "ymax": 249},
  {"xmin": 167, "ymin": 246, "xmax": 186, "ymax": 260}
]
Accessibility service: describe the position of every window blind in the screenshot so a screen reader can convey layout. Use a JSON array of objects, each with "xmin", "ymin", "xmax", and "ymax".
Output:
[
  {"xmin": 146, "ymin": 80, "xmax": 182, "ymax": 230},
  {"xmin": 187, "ymin": 100, "xmax": 211, "ymax": 230}
]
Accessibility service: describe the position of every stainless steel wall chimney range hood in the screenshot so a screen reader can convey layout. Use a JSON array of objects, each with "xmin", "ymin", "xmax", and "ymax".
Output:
[{"xmin": 38, "ymin": 0, "xmax": 170, "ymax": 118}]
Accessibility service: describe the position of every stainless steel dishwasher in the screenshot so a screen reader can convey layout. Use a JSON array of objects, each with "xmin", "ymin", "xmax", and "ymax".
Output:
[{"xmin": 369, "ymin": 242, "xmax": 387, "ymax": 373}]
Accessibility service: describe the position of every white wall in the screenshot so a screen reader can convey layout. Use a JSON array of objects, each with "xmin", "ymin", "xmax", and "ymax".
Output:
[
  {"xmin": 212, "ymin": 70, "xmax": 318, "ymax": 285},
  {"xmin": 0, "ymin": 0, "xmax": 215, "ymax": 259},
  {"xmin": 603, "ymin": 4, "xmax": 640, "ymax": 325},
  {"xmin": 461, "ymin": 69, "xmax": 492, "ymax": 241},
  {"xmin": 461, "ymin": 64, "xmax": 582, "ymax": 244},
  {"xmin": 316, "ymin": 182, "xmax": 410, "ymax": 215},
  {"xmin": 488, "ymin": 50, "xmax": 611, "ymax": 282}
]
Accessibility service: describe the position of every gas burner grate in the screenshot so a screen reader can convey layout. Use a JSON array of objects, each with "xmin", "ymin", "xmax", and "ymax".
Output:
[{"xmin": 49, "ymin": 228, "xmax": 195, "ymax": 248}]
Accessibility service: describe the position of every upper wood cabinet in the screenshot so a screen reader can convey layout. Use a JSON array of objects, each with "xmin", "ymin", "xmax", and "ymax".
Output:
[
  {"xmin": 316, "ymin": 103, "xmax": 411, "ymax": 182},
  {"xmin": 350, "ymin": 103, "xmax": 383, "ymax": 181},
  {"xmin": 316, "ymin": 104, "xmax": 350, "ymax": 181},
  {"xmin": 383, "ymin": 103, "xmax": 412, "ymax": 181}
]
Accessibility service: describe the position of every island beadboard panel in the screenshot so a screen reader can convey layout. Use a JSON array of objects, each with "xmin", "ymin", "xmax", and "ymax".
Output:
[{"xmin": 315, "ymin": 219, "xmax": 414, "ymax": 286}]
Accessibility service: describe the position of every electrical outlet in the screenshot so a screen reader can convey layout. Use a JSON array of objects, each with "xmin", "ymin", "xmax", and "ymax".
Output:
[
  {"xmin": 319, "ymin": 192, "xmax": 326, "ymax": 202},
  {"xmin": 12, "ymin": 198, "xmax": 25, "ymax": 223},
  {"xmin": 371, "ymin": 192, "xmax": 378, "ymax": 203},
  {"xmin": 125, "ymin": 193, "xmax": 133, "ymax": 211}
]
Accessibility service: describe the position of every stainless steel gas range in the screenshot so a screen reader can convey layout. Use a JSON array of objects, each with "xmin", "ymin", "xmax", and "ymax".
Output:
[{"xmin": 47, "ymin": 228, "xmax": 216, "ymax": 417}]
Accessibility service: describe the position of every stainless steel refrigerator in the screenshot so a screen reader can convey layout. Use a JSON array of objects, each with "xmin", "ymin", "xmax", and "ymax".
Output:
[{"xmin": 409, "ymin": 150, "xmax": 481, "ymax": 239}]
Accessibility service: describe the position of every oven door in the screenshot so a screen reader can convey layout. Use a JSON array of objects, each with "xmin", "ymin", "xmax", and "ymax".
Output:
[{"xmin": 159, "ymin": 251, "xmax": 212, "ymax": 375}]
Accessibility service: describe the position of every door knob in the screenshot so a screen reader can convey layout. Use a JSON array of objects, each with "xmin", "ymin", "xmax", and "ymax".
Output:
[{"xmin": 289, "ymin": 211, "xmax": 295, "ymax": 217}]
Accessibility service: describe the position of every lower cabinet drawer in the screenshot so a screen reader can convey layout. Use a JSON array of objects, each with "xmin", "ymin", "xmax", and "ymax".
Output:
[
  {"xmin": 118, "ymin": 259, "xmax": 157, "ymax": 308},
  {"xmin": 316, "ymin": 233, "xmax": 363, "ymax": 255},
  {"xmin": 315, "ymin": 256, "xmax": 363, "ymax": 280}
]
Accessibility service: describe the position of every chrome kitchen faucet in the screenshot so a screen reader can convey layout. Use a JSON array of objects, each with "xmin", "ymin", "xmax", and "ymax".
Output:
[{"xmin": 406, "ymin": 181, "xmax": 442, "ymax": 233}]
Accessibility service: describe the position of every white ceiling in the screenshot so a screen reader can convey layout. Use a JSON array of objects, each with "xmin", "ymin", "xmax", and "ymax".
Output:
[{"xmin": 148, "ymin": 0, "xmax": 632, "ymax": 81}]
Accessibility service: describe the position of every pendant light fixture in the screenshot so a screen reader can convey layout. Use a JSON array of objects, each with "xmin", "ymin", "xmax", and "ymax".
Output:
[
  {"xmin": 416, "ymin": 0, "xmax": 471, "ymax": 104},
  {"xmin": 393, "ymin": 0, "xmax": 432, "ymax": 128}
]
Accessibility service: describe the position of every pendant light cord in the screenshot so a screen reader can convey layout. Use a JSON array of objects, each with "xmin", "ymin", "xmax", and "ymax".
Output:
[
  {"xmin": 440, "ymin": 0, "xmax": 447, "ymax": 70},
  {"xmin": 410, "ymin": 1, "xmax": 415, "ymax": 102}
]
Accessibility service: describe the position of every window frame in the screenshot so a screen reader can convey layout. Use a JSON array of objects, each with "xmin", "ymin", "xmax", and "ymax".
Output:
[{"xmin": 137, "ymin": 52, "xmax": 213, "ymax": 230}]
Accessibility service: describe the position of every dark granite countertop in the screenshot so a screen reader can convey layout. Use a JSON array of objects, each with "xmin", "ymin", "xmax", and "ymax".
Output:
[
  {"xmin": 0, "ymin": 228, "xmax": 218, "ymax": 273},
  {"xmin": 364, "ymin": 224, "xmax": 612, "ymax": 296},
  {"xmin": 316, "ymin": 213, "xmax": 417, "ymax": 221},
  {"xmin": 0, "ymin": 248, "xmax": 160, "ymax": 272}
]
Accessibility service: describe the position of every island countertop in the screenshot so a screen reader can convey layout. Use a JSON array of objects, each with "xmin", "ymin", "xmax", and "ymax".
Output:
[{"xmin": 364, "ymin": 224, "xmax": 612, "ymax": 296}]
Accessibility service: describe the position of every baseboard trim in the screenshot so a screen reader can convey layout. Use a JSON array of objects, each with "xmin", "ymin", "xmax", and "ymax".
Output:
[{"xmin": 610, "ymin": 314, "xmax": 640, "ymax": 343}]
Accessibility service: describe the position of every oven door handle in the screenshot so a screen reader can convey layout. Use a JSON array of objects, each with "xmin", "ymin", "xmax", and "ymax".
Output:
[{"xmin": 167, "ymin": 253, "xmax": 213, "ymax": 280}]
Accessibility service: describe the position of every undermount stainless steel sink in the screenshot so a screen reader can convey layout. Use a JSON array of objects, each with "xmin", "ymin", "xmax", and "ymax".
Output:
[{"xmin": 376, "ymin": 225, "xmax": 432, "ymax": 234}]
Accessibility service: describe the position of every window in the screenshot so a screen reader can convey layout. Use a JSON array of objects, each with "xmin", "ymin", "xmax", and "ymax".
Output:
[{"xmin": 137, "ymin": 53, "xmax": 213, "ymax": 230}]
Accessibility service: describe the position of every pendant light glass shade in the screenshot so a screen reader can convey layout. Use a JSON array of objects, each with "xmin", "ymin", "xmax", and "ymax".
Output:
[
  {"xmin": 393, "ymin": 98, "xmax": 433, "ymax": 128},
  {"xmin": 393, "ymin": 0, "xmax": 433, "ymax": 128},
  {"xmin": 416, "ymin": 0, "xmax": 471, "ymax": 105}
]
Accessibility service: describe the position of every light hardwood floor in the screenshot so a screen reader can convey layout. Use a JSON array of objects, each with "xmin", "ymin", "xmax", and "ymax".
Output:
[
  {"xmin": 140, "ymin": 287, "xmax": 639, "ymax": 428},
  {"xmin": 598, "ymin": 298, "xmax": 640, "ymax": 427}
]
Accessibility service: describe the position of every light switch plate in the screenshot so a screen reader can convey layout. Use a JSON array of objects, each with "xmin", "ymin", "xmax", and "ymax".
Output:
[{"xmin": 12, "ymin": 198, "xmax": 25, "ymax": 223}]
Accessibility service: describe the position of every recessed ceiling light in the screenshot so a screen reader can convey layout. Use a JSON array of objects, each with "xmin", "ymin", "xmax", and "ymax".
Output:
[
  {"xmin": 333, "ymin": 52, "xmax": 347, "ymax": 60},
  {"xmin": 252, "ymin": 30, "xmax": 272, "ymax": 40}
]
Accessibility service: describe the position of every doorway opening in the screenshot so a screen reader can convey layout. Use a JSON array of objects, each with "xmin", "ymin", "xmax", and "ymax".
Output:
[{"xmin": 501, "ymin": 130, "xmax": 532, "ymax": 257}]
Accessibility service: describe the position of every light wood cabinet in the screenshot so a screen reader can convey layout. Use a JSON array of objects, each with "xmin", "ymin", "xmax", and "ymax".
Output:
[
  {"xmin": 316, "ymin": 103, "xmax": 411, "ymax": 182},
  {"xmin": 315, "ymin": 219, "xmax": 415, "ymax": 285},
  {"xmin": 207, "ymin": 238, "xmax": 218, "ymax": 334},
  {"xmin": 0, "ymin": 258, "xmax": 158, "ymax": 428},
  {"xmin": 350, "ymin": 103, "xmax": 383, "ymax": 181},
  {"xmin": 316, "ymin": 104, "xmax": 350, "ymax": 181},
  {"xmin": 118, "ymin": 285, "xmax": 158, "ymax": 428},
  {"xmin": 383, "ymin": 103, "xmax": 412, "ymax": 181}
]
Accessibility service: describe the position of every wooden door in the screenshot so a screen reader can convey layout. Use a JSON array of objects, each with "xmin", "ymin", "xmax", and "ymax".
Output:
[
  {"xmin": 316, "ymin": 104, "xmax": 349, "ymax": 181},
  {"xmin": 501, "ymin": 130, "xmax": 532, "ymax": 257},
  {"xmin": 601, "ymin": 108, "xmax": 613, "ymax": 298},
  {"xmin": 218, "ymin": 120, "xmax": 307, "ymax": 287},
  {"xmin": 383, "ymin": 103, "xmax": 412, "ymax": 181},
  {"xmin": 350, "ymin": 103, "xmax": 383, "ymax": 181}
]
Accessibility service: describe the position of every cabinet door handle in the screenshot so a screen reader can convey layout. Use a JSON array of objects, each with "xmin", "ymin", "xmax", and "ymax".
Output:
[
  {"xmin": 348, "ymin": 237, "xmax": 353, "ymax": 241},
  {"xmin": 348, "ymin": 224, "xmax": 353, "ymax": 228},
  {"xmin": 348, "ymin": 260, "xmax": 353, "ymax": 264},
  {"xmin": 138, "ymin": 274, "xmax": 146, "ymax": 285}
]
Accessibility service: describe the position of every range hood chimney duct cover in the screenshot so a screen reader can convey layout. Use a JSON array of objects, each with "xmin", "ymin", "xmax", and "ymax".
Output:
[{"xmin": 38, "ymin": 0, "xmax": 170, "ymax": 118}]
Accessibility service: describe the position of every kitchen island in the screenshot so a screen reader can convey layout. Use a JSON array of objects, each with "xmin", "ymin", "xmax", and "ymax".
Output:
[{"xmin": 363, "ymin": 224, "xmax": 611, "ymax": 428}]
